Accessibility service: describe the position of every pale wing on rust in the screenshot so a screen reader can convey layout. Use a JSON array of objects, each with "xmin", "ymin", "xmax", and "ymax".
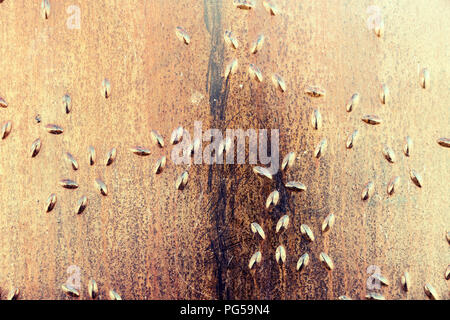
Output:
[{"xmin": 0, "ymin": 0, "xmax": 448, "ymax": 300}]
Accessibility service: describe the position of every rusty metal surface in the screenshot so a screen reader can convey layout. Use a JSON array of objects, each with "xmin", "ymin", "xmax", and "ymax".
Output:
[{"xmin": 0, "ymin": 0, "xmax": 449, "ymax": 300}]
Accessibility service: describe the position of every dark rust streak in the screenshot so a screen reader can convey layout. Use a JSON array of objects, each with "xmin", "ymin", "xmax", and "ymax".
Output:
[{"xmin": 204, "ymin": 0, "xmax": 231, "ymax": 300}]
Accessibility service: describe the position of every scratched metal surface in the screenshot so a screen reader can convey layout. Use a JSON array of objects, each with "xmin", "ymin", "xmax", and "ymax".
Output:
[{"xmin": 0, "ymin": 0, "xmax": 448, "ymax": 300}]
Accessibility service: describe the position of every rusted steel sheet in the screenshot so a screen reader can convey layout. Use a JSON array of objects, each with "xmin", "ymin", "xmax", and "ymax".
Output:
[{"xmin": 0, "ymin": 0, "xmax": 449, "ymax": 300}]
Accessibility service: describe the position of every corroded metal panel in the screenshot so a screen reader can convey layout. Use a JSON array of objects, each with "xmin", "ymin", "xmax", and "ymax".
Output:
[{"xmin": 0, "ymin": 0, "xmax": 448, "ymax": 300}]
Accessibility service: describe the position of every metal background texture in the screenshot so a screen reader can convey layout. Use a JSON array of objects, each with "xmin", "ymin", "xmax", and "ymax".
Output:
[{"xmin": 0, "ymin": 0, "xmax": 448, "ymax": 300}]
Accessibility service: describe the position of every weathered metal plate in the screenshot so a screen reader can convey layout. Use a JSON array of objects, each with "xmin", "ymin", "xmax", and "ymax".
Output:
[{"xmin": 0, "ymin": 0, "xmax": 448, "ymax": 300}]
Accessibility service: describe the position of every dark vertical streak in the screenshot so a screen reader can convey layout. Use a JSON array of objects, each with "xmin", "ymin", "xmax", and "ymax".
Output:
[{"xmin": 203, "ymin": 0, "xmax": 231, "ymax": 300}]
